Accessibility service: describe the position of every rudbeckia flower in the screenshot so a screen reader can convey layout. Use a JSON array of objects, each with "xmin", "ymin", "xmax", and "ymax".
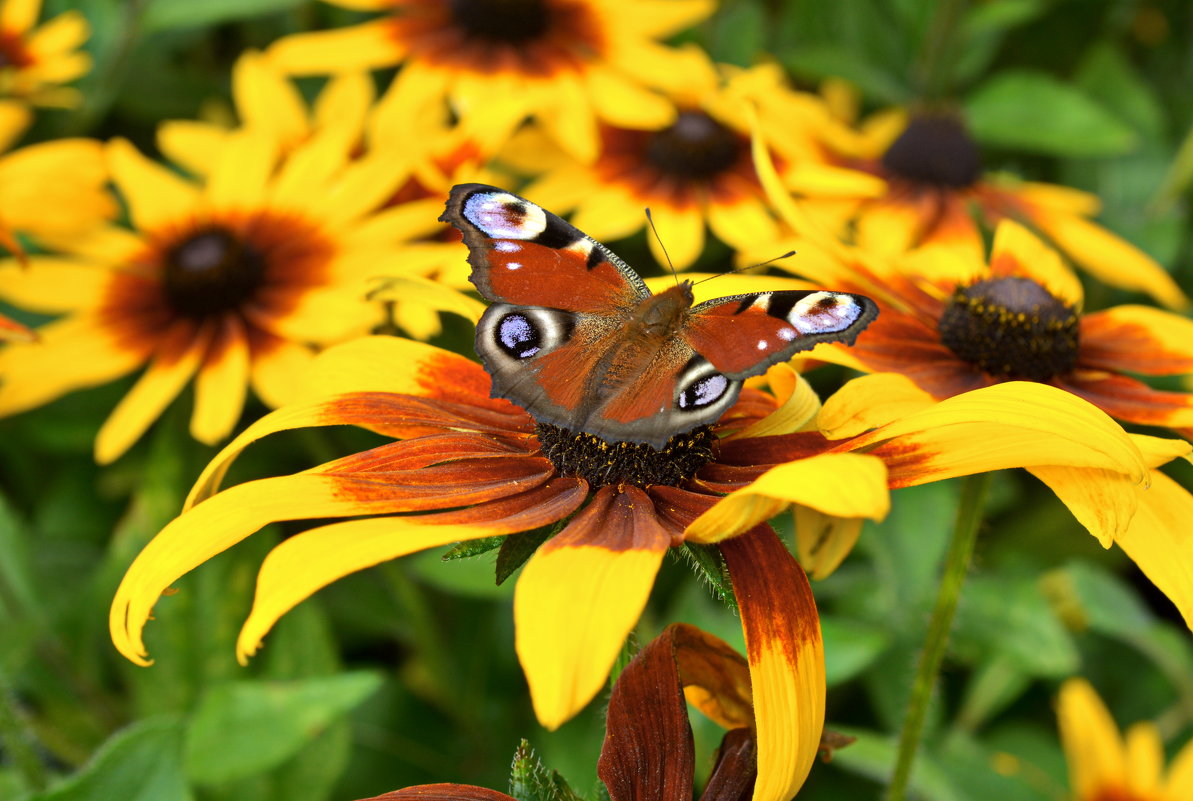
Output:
[
  {"xmin": 758, "ymin": 84, "xmax": 1187, "ymax": 309},
  {"xmin": 266, "ymin": 0, "xmax": 714, "ymax": 162},
  {"xmin": 0, "ymin": 0, "xmax": 91, "ymax": 107},
  {"xmin": 110, "ymin": 333, "xmax": 1152, "ymax": 729},
  {"xmin": 1056, "ymin": 678, "xmax": 1193, "ymax": 801},
  {"xmin": 510, "ymin": 52, "xmax": 782, "ymax": 270},
  {"xmin": 358, "ymin": 623, "xmax": 820, "ymax": 801},
  {"xmin": 0, "ymin": 126, "xmax": 422, "ymax": 463}
]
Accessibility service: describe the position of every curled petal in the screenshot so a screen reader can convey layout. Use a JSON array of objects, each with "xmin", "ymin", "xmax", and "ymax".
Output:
[
  {"xmin": 1114, "ymin": 471, "xmax": 1193, "ymax": 630},
  {"xmin": 361, "ymin": 785, "xmax": 518, "ymax": 801}
]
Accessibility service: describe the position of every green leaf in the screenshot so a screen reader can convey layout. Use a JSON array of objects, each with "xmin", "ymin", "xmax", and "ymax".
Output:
[
  {"xmin": 679, "ymin": 543, "xmax": 736, "ymax": 611},
  {"xmin": 955, "ymin": 655, "xmax": 1032, "ymax": 731},
  {"xmin": 782, "ymin": 46, "xmax": 910, "ymax": 104},
  {"xmin": 142, "ymin": 0, "xmax": 309, "ymax": 32},
  {"xmin": 183, "ymin": 672, "xmax": 383, "ymax": 784},
  {"xmin": 496, "ymin": 526, "xmax": 557, "ymax": 586},
  {"xmin": 509, "ymin": 740, "xmax": 584, "ymax": 801},
  {"xmin": 31, "ymin": 718, "xmax": 191, "ymax": 801},
  {"xmin": 709, "ymin": 1, "xmax": 766, "ymax": 67},
  {"xmin": 964, "ymin": 70, "xmax": 1136, "ymax": 156},
  {"xmin": 442, "ymin": 536, "xmax": 507, "ymax": 561},
  {"xmin": 952, "ymin": 574, "xmax": 1078, "ymax": 677},
  {"xmin": 828, "ymin": 727, "xmax": 960, "ymax": 801},
  {"xmin": 822, "ymin": 618, "xmax": 889, "ymax": 687}
]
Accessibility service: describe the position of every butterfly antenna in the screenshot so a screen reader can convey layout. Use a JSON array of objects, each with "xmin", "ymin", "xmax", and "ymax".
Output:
[
  {"xmin": 644, "ymin": 208, "xmax": 680, "ymax": 286},
  {"xmin": 690, "ymin": 251, "xmax": 797, "ymax": 287}
]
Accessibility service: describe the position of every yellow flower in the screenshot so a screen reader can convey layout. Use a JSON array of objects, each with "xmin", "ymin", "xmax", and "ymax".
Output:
[
  {"xmin": 510, "ymin": 52, "xmax": 782, "ymax": 270},
  {"xmin": 1058, "ymin": 678, "xmax": 1193, "ymax": 801},
  {"xmin": 0, "ymin": 0, "xmax": 91, "ymax": 107},
  {"xmin": 266, "ymin": 0, "xmax": 714, "ymax": 162},
  {"xmin": 757, "ymin": 81, "xmax": 1187, "ymax": 309},
  {"xmin": 0, "ymin": 124, "xmax": 424, "ymax": 463}
]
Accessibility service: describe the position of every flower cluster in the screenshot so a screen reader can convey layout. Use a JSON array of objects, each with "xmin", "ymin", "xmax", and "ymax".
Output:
[{"xmin": 1, "ymin": 1, "xmax": 1191, "ymax": 799}]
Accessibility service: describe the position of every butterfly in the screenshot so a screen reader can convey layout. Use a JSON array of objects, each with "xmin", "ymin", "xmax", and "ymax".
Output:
[{"xmin": 440, "ymin": 183, "xmax": 878, "ymax": 450}]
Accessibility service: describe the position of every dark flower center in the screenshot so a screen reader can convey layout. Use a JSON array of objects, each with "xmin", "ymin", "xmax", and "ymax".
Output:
[
  {"xmin": 645, "ymin": 111, "xmax": 742, "ymax": 181},
  {"xmin": 880, "ymin": 114, "xmax": 982, "ymax": 188},
  {"xmin": 0, "ymin": 32, "xmax": 33, "ymax": 69},
  {"xmin": 162, "ymin": 226, "xmax": 267, "ymax": 318},
  {"xmin": 450, "ymin": 0, "xmax": 550, "ymax": 44},
  {"xmin": 938, "ymin": 277, "xmax": 1079, "ymax": 381},
  {"xmin": 535, "ymin": 423, "xmax": 717, "ymax": 489}
]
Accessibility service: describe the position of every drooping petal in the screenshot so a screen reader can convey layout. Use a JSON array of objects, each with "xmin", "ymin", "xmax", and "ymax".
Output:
[
  {"xmin": 1113, "ymin": 471, "xmax": 1193, "ymax": 630},
  {"xmin": 360, "ymin": 784, "xmax": 518, "ymax": 801},
  {"xmin": 721, "ymin": 526, "xmax": 823, "ymax": 801},
  {"xmin": 728, "ymin": 366, "xmax": 820, "ymax": 440},
  {"xmin": 1079, "ymin": 305, "xmax": 1193, "ymax": 375},
  {"xmin": 597, "ymin": 624, "xmax": 696, "ymax": 801},
  {"xmin": 515, "ymin": 485, "xmax": 671, "ymax": 729},
  {"xmin": 1057, "ymin": 679, "xmax": 1127, "ymax": 799},
  {"xmin": 686, "ymin": 453, "xmax": 888, "ymax": 544},
  {"xmin": 238, "ymin": 478, "xmax": 587, "ymax": 663},
  {"xmin": 1028, "ymin": 466, "xmax": 1138, "ymax": 548},
  {"xmin": 793, "ymin": 506, "xmax": 864, "ymax": 580},
  {"xmin": 1056, "ymin": 372, "xmax": 1193, "ymax": 430},
  {"xmin": 817, "ymin": 373, "xmax": 936, "ymax": 438}
]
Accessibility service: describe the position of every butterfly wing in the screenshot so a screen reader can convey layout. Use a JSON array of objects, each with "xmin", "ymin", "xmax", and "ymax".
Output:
[{"xmin": 683, "ymin": 289, "xmax": 879, "ymax": 378}]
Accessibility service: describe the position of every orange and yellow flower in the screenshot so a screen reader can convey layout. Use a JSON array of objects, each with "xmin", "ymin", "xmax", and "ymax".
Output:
[
  {"xmin": 267, "ymin": 0, "xmax": 714, "ymax": 162},
  {"xmin": 0, "ymin": 123, "xmax": 426, "ymax": 462},
  {"xmin": 0, "ymin": 0, "xmax": 91, "ymax": 107},
  {"xmin": 758, "ymin": 81, "xmax": 1187, "ymax": 309},
  {"xmin": 1057, "ymin": 678, "xmax": 1193, "ymax": 801}
]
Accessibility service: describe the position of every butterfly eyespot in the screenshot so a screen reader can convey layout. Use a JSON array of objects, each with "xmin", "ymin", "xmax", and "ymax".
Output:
[
  {"xmin": 496, "ymin": 313, "xmax": 541, "ymax": 358},
  {"xmin": 463, "ymin": 192, "xmax": 547, "ymax": 239},
  {"xmin": 678, "ymin": 372, "xmax": 729, "ymax": 410}
]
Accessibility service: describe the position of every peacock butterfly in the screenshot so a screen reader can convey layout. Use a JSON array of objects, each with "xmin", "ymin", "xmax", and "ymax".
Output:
[{"xmin": 440, "ymin": 183, "xmax": 878, "ymax": 450}]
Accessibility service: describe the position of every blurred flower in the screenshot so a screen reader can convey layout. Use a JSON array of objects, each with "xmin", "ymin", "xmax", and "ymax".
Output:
[
  {"xmin": 109, "ymin": 333, "xmax": 888, "ymax": 732},
  {"xmin": 266, "ymin": 0, "xmax": 714, "ymax": 162},
  {"xmin": 760, "ymin": 85, "xmax": 1187, "ymax": 309},
  {"xmin": 510, "ymin": 52, "xmax": 782, "ymax": 269},
  {"xmin": 0, "ymin": 0, "xmax": 91, "ymax": 107},
  {"xmin": 358, "ymin": 623, "xmax": 818, "ymax": 801},
  {"xmin": 0, "ymin": 126, "xmax": 424, "ymax": 462},
  {"xmin": 1057, "ymin": 678, "xmax": 1193, "ymax": 801}
]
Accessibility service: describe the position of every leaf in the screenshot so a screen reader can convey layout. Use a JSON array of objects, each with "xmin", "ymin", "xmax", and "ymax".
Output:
[
  {"xmin": 827, "ymin": 727, "xmax": 960, "ymax": 801},
  {"xmin": 442, "ymin": 536, "xmax": 507, "ymax": 561},
  {"xmin": 183, "ymin": 672, "xmax": 383, "ymax": 784},
  {"xmin": 142, "ymin": 0, "xmax": 309, "ymax": 32},
  {"xmin": 31, "ymin": 718, "xmax": 191, "ymax": 801},
  {"xmin": 709, "ymin": 1, "xmax": 766, "ymax": 67},
  {"xmin": 955, "ymin": 655, "xmax": 1032, "ymax": 730},
  {"xmin": 963, "ymin": 70, "xmax": 1136, "ymax": 156},
  {"xmin": 508, "ymin": 740, "xmax": 584, "ymax": 801},
  {"xmin": 496, "ymin": 526, "xmax": 557, "ymax": 586},
  {"xmin": 782, "ymin": 46, "xmax": 910, "ymax": 104},
  {"xmin": 679, "ymin": 542, "xmax": 736, "ymax": 610},
  {"xmin": 952, "ymin": 574, "xmax": 1079, "ymax": 677},
  {"xmin": 822, "ymin": 617, "xmax": 889, "ymax": 687}
]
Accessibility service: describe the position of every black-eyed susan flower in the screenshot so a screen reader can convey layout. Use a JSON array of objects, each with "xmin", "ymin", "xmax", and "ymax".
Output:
[
  {"xmin": 511, "ymin": 52, "xmax": 790, "ymax": 270},
  {"xmin": 110, "ymin": 333, "xmax": 1153, "ymax": 730},
  {"xmin": 1056, "ymin": 678, "xmax": 1193, "ymax": 801},
  {"xmin": 0, "ymin": 126, "xmax": 422, "ymax": 463},
  {"xmin": 358, "ymin": 623, "xmax": 819, "ymax": 801},
  {"xmin": 759, "ymin": 85, "xmax": 1187, "ymax": 309},
  {"xmin": 266, "ymin": 0, "xmax": 714, "ymax": 163},
  {"xmin": 0, "ymin": 0, "xmax": 90, "ymax": 107}
]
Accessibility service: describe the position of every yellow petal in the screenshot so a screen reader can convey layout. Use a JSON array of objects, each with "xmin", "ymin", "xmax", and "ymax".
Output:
[
  {"xmin": 1, "ymin": 0, "xmax": 41, "ymax": 34},
  {"xmin": 989, "ymin": 218, "xmax": 1084, "ymax": 307},
  {"xmin": 107, "ymin": 138, "xmax": 199, "ymax": 233},
  {"xmin": 313, "ymin": 70, "xmax": 374, "ymax": 142},
  {"xmin": 157, "ymin": 122, "xmax": 230, "ymax": 177},
  {"xmin": 0, "ymin": 257, "xmax": 112, "ymax": 313},
  {"xmin": 233, "ymin": 50, "xmax": 309, "ymax": 146},
  {"xmin": 0, "ymin": 101, "xmax": 32, "ymax": 151},
  {"xmin": 1123, "ymin": 723, "xmax": 1163, "ymax": 793},
  {"xmin": 1114, "ymin": 471, "xmax": 1193, "ymax": 630},
  {"xmin": 266, "ymin": 19, "xmax": 405, "ymax": 74},
  {"xmin": 620, "ymin": 0, "xmax": 715, "ymax": 37},
  {"xmin": 95, "ymin": 324, "xmax": 208, "ymax": 464},
  {"xmin": 583, "ymin": 64, "xmax": 675, "ymax": 130},
  {"xmin": 818, "ymin": 373, "xmax": 937, "ymax": 438},
  {"xmin": 536, "ymin": 73, "xmax": 599, "ymax": 164},
  {"xmin": 781, "ymin": 162, "xmax": 887, "ymax": 198},
  {"xmin": 686, "ymin": 453, "xmax": 889, "ymax": 543},
  {"xmin": 25, "ymin": 10, "xmax": 88, "ymax": 57},
  {"xmin": 645, "ymin": 203, "xmax": 704, "ymax": 271},
  {"xmin": 248, "ymin": 337, "xmax": 315, "ymax": 409},
  {"xmin": 204, "ymin": 129, "xmax": 278, "ymax": 212},
  {"xmin": 793, "ymin": 506, "xmax": 864, "ymax": 580},
  {"xmin": 238, "ymin": 516, "xmax": 512, "ymax": 664},
  {"xmin": 706, "ymin": 196, "xmax": 779, "ymax": 253},
  {"xmin": 366, "ymin": 275, "xmax": 486, "ymax": 323},
  {"xmin": 190, "ymin": 317, "xmax": 250, "ymax": 445},
  {"xmin": 730, "ymin": 366, "xmax": 820, "ymax": 439},
  {"xmin": 1028, "ymin": 466, "xmax": 1138, "ymax": 548},
  {"xmin": 1057, "ymin": 678, "xmax": 1127, "ymax": 798},
  {"xmin": 1129, "ymin": 433, "xmax": 1193, "ymax": 469},
  {"xmin": 854, "ymin": 198, "xmax": 920, "ymax": 255}
]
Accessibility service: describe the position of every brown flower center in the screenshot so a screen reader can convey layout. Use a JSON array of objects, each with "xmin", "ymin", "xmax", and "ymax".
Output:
[
  {"xmin": 162, "ymin": 226, "xmax": 268, "ymax": 318},
  {"xmin": 881, "ymin": 114, "xmax": 982, "ymax": 188},
  {"xmin": 0, "ymin": 31, "xmax": 33, "ymax": 70},
  {"xmin": 938, "ymin": 277, "xmax": 1079, "ymax": 381},
  {"xmin": 450, "ymin": 0, "xmax": 550, "ymax": 43},
  {"xmin": 536, "ymin": 423, "xmax": 717, "ymax": 489},
  {"xmin": 645, "ymin": 111, "xmax": 743, "ymax": 181}
]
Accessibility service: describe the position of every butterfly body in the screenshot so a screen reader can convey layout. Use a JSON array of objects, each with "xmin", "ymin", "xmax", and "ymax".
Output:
[{"xmin": 441, "ymin": 183, "xmax": 878, "ymax": 450}]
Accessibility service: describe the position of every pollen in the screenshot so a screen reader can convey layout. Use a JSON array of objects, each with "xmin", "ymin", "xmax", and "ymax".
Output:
[
  {"xmin": 938, "ymin": 277, "xmax": 1079, "ymax": 381},
  {"xmin": 535, "ymin": 423, "xmax": 717, "ymax": 489}
]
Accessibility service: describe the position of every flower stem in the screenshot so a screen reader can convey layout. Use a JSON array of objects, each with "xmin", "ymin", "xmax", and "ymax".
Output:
[{"xmin": 883, "ymin": 472, "xmax": 991, "ymax": 801}]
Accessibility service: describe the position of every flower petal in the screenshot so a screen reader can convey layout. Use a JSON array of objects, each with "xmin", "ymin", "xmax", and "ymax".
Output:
[
  {"xmin": 1114, "ymin": 471, "xmax": 1193, "ymax": 630},
  {"xmin": 988, "ymin": 218, "xmax": 1084, "ymax": 307},
  {"xmin": 793, "ymin": 506, "xmax": 864, "ymax": 580},
  {"xmin": 1057, "ymin": 678, "xmax": 1127, "ymax": 798},
  {"xmin": 204, "ymin": 129, "xmax": 278, "ymax": 212},
  {"xmin": 0, "ymin": 257, "xmax": 113, "ymax": 313},
  {"xmin": 1, "ymin": 0, "xmax": 41, "ymax": 33},
  {"xmin": 515, "ymin": 485, "xmax": 671, "ymax": 729},
  {"xmin": 233, "ymin": 50, "xmax": 309, "ymax": 147},
  {"xmin": 1123, "ymin": 723, "xmax": 1164, "ymax": 793},
  {"xmin": 1028, "ymin": 466, "xmax": 1138, "ymax": 548},
  {"xmin": 361, "ymin": 786, "xmax": 518, "ymax": 801},
  {"xmin": 266, "ymin": 18, "xmax": 405, "ymax": 74},
  {"xmin": 190, "ymin": 316, "xmax": 250, "ymax": 445},
  {"xmin": 721, "ymin": 526, "xmax": 823, "ymax": 801},
  {"xmin": 728, "ymin": 366, "xmax": 820, "ymax": 440},
  {"xmin": 645, "ymin": 203, "xmax": 704, "ymax": 271},
  {"xmin": 107, "ymin": 138, "xmax": 199, "ymax": 233},
  {"xmin": 686, "ymin": 453, "xmax": 888, "ymax": 544},
  {"xmin": 239, "ymin": 478, "xmax": 586, "ymax": 663},
  {"xmin": 818, "ymin": 373, "xmax": 936, "ymax": 439},
  {"xmin": 1080, "ymin": 304, "xmax": 1193, "ymax": 375}
]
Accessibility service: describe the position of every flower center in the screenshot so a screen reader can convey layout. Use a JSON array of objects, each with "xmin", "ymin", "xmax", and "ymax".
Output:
[
  {"xmin": 535, "ymin": 423, "xmax": 717, "ymax": 489},
  {"xmin": 938, "ymin": 277, "xmax": 1079, "ymax": 381},
  {"xmin": 645, "ymin": 111, "xmax": 743, "ymax": 181},
  {"xmin": 880, "ymin": 114, "xmax": 982, "ymax": 188},
  {"xmin": 0, "ymin": 32, "xmax": 33, "ymax": 69},
  {"xmin": 162, "ymin": 226, "xmax": 267, "ymax": 318},
  {"xmin": 450, "ymin": 0, "xmax": 550, "ymax": 44}
]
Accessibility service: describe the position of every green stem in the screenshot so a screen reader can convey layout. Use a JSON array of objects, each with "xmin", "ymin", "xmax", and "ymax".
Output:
[
  {"xmin": 0, "ymin": 672, "xmax": 47, "ymax": 792},
  {"xmin": 884, "ymin": 472, "xmax": 991, "ymax": 801},
  {"xmin": 914, "ymin": 0, "xmax": 968, "ymax": 103}
]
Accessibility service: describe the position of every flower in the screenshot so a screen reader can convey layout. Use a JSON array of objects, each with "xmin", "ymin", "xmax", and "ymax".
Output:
[
  {"xmin": 0, "ymin": 0, "xmax": 91, "ymax": 107},
  {"xmin": 357, "ymin": 623, "xmax": 819, "ymax": 801},
  {"xmin": 758, "ymin": 84, "xmax": 1187, "ymax": 309},
  {"xmin": 110, "ymin": 331, "xmax": 1158, "ymax": 730},
  {"xmin": 0, "ymin": 123, "xmax": 423, "ymax": 463},
  {"xmin": 266, "ymin": 0, "xmax": 714, "ymax": 162},
  {"xmin": 509, "ymin": 52, "xmax": 783, "ymax": 270},
  {"xmin": 1056, "ymin": 678, "xmax": 1193, "ymax": 801}
]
